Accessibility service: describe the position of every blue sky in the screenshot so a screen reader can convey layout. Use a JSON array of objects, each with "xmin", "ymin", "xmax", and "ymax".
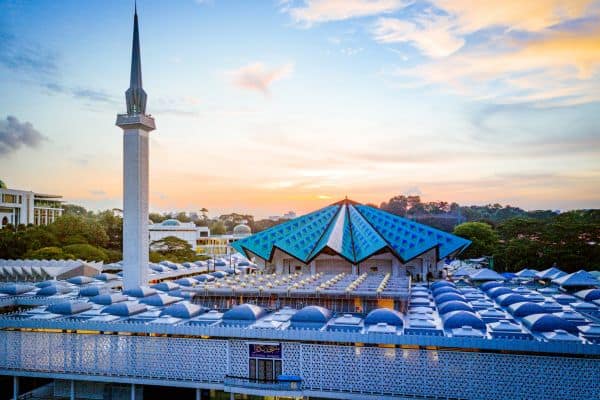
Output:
[{"xmin": 1, "ymin": 0, "xmax": 599, "ymax": 217}]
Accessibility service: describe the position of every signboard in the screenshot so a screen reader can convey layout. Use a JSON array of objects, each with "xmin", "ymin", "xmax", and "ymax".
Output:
[{"xmin": 249, "ymin": 343, "xmax": 281, "ymax": 359}]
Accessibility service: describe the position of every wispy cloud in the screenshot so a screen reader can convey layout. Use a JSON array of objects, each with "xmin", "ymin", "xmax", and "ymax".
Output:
[
  {"xmin": 228, "ymin": 62, "xmax": 294, "ymax": 95},
  {"xmin": 0, "ymin": 116, "xmax": 47, "ymax": 156},
  {"xmin": 373, "ymin": 15, "xmax": 465, "ymax": 58},
  {"xmin": 283, "ymin": 0, "xmax": 407, "ymax": 25},
  {"xmin": 0, "ymin": 33, "xmax": 58, "ymax": 77}
]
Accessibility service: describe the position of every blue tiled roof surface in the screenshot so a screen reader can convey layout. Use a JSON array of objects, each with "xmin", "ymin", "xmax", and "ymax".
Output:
[{"xmin": 232, "ymin": 200, "xmax": 471, "ymax": 264}]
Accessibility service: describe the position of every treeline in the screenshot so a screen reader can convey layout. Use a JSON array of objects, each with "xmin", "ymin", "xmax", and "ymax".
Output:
[
  {"xmin": 379, "ymin": 195, "xmax": 559, "ymax": 231},
  {"xmin": 452, "ymin": 210, "xmax": 600, "ymax": 273},
  {"xmin": 0, "ymin": 209, "xmax": 122, "ymax": 262}
]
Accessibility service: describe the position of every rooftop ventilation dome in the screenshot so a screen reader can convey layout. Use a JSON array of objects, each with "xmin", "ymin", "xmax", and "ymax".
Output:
[
  {"xmin": 364, "ymin": 308, "xmax": 404, "ymax": 327},
  {"xmin": 222, "ymin": 304, "xmax": 267, "ymax": 321}
]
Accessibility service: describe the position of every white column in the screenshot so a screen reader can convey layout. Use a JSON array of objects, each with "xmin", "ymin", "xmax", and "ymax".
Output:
[
  {"xmin": 12, "ymin": 376, "xmax": 19, "ymax": 400},
  {"xmin": 131, "ymin": 383, "xmax": 136, "ymax": 400},
  {"xmin": 195, "ymin": 388, "xmax": 200, "ymax": 400},
  {"xmin": 310, "ymin": 261, "xmax": 316, "ymax": 275},
  {"xmin": 122, "ymin": 129, "xmax": 150, "ymax": 290},
  {"xmin": 70, "ymin": 380, "xmax": 75, "ymax": 400},
  {"xmin": 351, "ymin": 264, "xmax": 357, "ymax": 275}
]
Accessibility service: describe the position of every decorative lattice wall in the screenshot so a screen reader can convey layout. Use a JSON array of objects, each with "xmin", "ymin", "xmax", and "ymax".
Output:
[
  {"xmin": 0, "ymin": 331, "xmax": 598, "ymax": 400},
  {"xmin": 0, "ymin": 331, "xmax": 227, "ymax": 383}
]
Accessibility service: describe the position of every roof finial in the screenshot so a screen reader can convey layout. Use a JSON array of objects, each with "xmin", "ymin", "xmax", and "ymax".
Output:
[{"xmin": 125, "ymin": 1, "xmax": 147, "ymax": 115}]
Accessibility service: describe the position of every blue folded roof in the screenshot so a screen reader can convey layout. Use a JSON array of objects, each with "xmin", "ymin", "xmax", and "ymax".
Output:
[{"xmin": 231, "ymin": 199, "xmax": 470, "ymax": 264}]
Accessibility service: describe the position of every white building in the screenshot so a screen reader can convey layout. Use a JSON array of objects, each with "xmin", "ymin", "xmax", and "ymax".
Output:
[
  {"xmin": 149, "ymin": 219, "xmax": 209, "ymax": 251},
  {"xmin": 0, "ymin": 180, "xmax": 63, "ymax": 228}
]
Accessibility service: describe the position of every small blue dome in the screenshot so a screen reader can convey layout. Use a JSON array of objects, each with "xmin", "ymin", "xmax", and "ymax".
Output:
[
  {"xmin": 487, "ymin": 287, "xmax": 513, "ymax": 299},
  {"xmin": 442, "ymin": 310, "xmax": 485, "ymax": 330},
  {"xmin": 123, "ymin": 286, "xmax": 157, "ymax": 298},
  {"xmin": 47, "ymin": 301, "xmax": 92, "ymax": 315},
  {"xmin": 151, "ymin": 281, "xmax": 181, "ymax": 292},
  {"xmin": 79, "ymin": 286, "xmax": 108, "ymax": 297},
  {"xmin": 431, "ymin": 281, "xmax": 455, "ymax": 290},
  {"xmin": 222, "ymin": 304, "xmax": 267, "ymax": 321},
  {"xmin": 0, "ymin": 283, "xmax": 35, "ymax": 295},
  {"xmin": 364, "ymin": 308, "xmax": 403, "ymax": 327},
  {"xmin": 496, "ymin": 293, "xmax": 529, "ymax": 307},
  {"xmin": 102, "ymin": 302, "xmax": 147, "ymax": 316},
  {"xmin": 432, "ymin": 286, "xmax": 460, "ymax": 296},
  {"xmin": 161, "ymin": 219, "xmax": 181, "ymax": 226},
  {"xmin": 291, "ymin": 306, "xmax": 332, "ymax": 324},
  {"xmin": 438, "ymin": 301, "xmax": 474, "ymax": 315},
  {"xmin": 435, "ymin": 293, "xmax": 466, "ymax": 305},
  {"xmin": 522, "ymin": 314, "xmax": 579, "ymax": 334},
  {"xmin": 91, "ymin": 293, "xmax": 128, "ymax": 305},
  {"xmin": 161, "ymin": 302, "xmax": 205, "ymax": 319},
  {"xmin": 480, "ymin": 281, "xmax": 504, "ymax": 292},
  {"xmin": 575, "ymin": 289, "xmax": 600, "ymax": 302},
  {"xmin": 507, "ymin": 302, "xmax": 547, "ymax": 317}
]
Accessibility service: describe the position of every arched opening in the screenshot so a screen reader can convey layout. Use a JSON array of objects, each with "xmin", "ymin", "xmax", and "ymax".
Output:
[{"xmin": 1, "ymin": 216, "xmax": 8, "ymax": 227}]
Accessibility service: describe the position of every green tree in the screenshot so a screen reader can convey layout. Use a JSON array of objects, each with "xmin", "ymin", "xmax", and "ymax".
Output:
[
  {"xmin": 50, "ymin": 214, "xmax": 109, "ymax": 248},
  {"xmin": 62, "ymin": 244, "xmax": 108, "ymax": 262},
  {"xmin": 97, "ymin": 211, "xmax": 123, "ymax": 251},
  {"xmin": 26, "ymin": 246, "xmax": 74, "ymax": 260},
  {"xmin": 210, "ymin": 220, "xmax": 226, "ymax": 235},
  {"xmin": 150, "ymin": 236, "xmax": 196, "ymax": 263},
  {"xmin": 453, "ymin": 222, "xmax": 498, "ymax": 259},
  {"xmin": 62, "ymin": 204, "xmax": 90, "ymax": 217}
]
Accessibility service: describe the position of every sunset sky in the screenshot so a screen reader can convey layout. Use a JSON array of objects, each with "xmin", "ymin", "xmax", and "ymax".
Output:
[{"xmin": 1, "ymin": 0, "xmax": 599, "ymax": 218}]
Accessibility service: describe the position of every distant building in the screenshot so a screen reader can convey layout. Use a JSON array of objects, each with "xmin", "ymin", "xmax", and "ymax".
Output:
[
  {"xmin": 0, "ymin": 180, "xmax": 63, "ymax": 228},
  {"xmin": 268, "ymin": 211, "xmax": 296, "ymax": 221},
  {"xmin": 148, "ymin": 219, "xmax": 209, "ymax": 251},
  {"xmin": 197, "ymin": 222, "xmax": 252, "ymax": 256}
]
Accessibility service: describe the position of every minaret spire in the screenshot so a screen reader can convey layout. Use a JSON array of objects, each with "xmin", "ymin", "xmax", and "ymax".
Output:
[
  {"xmin": 116, "ymin": 1, "xmax": 155, "ymax": 291},
  {"xmin": 125, "ymin": 1, "xmax": 147, "ymax": 115}
]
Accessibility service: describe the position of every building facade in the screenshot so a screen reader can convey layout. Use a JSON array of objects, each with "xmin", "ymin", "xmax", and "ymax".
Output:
[
  {"xmin": 0, "ymin": 181, "xmax": 63, "ymax": 228},
  {"xmin": 149, "ymin": 219, "xmax": 210, "ymax": 251}
]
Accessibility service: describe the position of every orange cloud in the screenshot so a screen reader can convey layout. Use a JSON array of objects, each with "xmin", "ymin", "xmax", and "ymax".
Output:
[
  {"xmin": 228, "ymin": 62, "xmax": 294, "ymax": 95},
  {"xmin": 286, "ymin": 0, "xmax": 407, "ymax": 25}
]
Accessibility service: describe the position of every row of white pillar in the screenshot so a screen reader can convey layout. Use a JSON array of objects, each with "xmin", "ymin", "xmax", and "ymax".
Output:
[{"xmin": 11, "ymin": 377, "xmax": 233, "ymax": 400}]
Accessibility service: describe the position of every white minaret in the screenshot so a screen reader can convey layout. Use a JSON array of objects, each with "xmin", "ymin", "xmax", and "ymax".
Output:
[{"xmin": 116, "ymin": 5, "xmax": 155, "ymax": 290}]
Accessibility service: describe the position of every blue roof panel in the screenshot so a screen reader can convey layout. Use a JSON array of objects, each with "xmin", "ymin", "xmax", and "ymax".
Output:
[{"xmin": 232, "ymin": 200, "xmax": 470, "ymax": 264}]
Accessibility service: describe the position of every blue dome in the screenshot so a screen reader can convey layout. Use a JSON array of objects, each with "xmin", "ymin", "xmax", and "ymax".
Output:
[
  {"xmin": 432, "ymin": 286, "xmax": 460, "ymax": 297},
  {"xmin": 507, "ymin": 302, "xmax": 547, "ymax": 317},
  {"xmin": 291, "ymin": 306, "xmax": 332, "ymax": 324},
  {"xmin": 438, "ymin": 301, "xmax": 474, "ymax": 315},
  {"xmin": 442, "ymin": 310, "xmax": 485, "ymax": 330},
  {"xmin": 139, "ymin": 294, "xmax": 181, "ymax": 306},
  {"xmin": 0, "ymin": 283, "xmax": 35, "ymax": 295},
  {"xmin": 575, "ymin": 289, "xmax": 600, "ymax": 302},
  {"xmin": 364, "ymin": 308, "xmax": 403, "ymax": 327},
  {"xmin": 38, "ymin": 285, "xmax": 72, "ymax": 296},
  {"xmin": 123, "ymin": 286, "xmax": 157, "ymax": 298},
  {"xmin": 151, "ymin": 281, "xmax": 181, "ymax": 292},
  {"xmin": 91, "ymin": 293, "xmax": 128, "ymax": 305},
  {"xmin": 161, "ymin": 302, "xmax": 205, "ymax": 319},
  {"xmin": 496, "ymin": 293, "xmax": 529, "ymax": 307},
  {"xmin": 431, "ymin": 281, "xmax": 455, "ymax": 290},
  {"xmin": 522, "ymin": 314, "xmax": 579, "ymax": 334},
  {"xmin": 487, "ymin": 287, "xmax": 513, "ymax": 299},
  {"xmin": 79, "ymin": 286, "xmax": 108, "ymax": 297},
  {"xmin": 222, "ymin": 304, "xmax": 267, "ymax": 321},
  {"xmin": 161, "ymin": 219, "xmax": 181, "ymax": 226},
  {"xmin": 435, "ymin": 293, "xmax": 466, "ymax": 305},
  {"xmin": 102, "ymin": 302, "xmax": 147, "ymax": 316},
  {"xmin": 480, "ymin": 281, "xmax": 504, "ymax": 292},
  {"xmin": 47, "ymin": 301, "xmax": 92, "ymax": 315}
]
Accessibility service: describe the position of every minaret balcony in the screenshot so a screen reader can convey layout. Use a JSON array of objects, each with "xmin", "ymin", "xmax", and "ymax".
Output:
[{"xmin": 116, "ymin": 113, "xmax": 156, "ymax": 131}]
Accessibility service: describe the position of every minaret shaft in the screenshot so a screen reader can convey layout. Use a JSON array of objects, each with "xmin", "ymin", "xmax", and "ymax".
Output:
[{"xmin": 116, "ymin": 5, "xmax": 155, "ymax": 291}]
